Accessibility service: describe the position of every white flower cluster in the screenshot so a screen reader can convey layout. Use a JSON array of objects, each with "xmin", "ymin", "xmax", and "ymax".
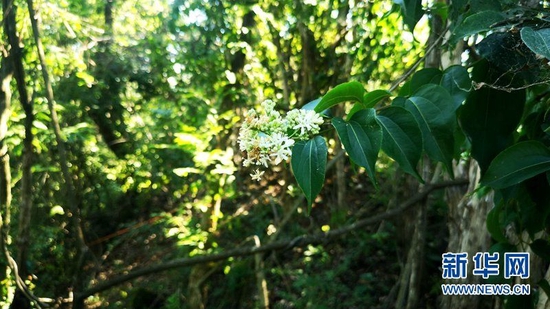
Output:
[{"xmin": 238, "ymin": 100, "xmax": 324, "ymax": 181}]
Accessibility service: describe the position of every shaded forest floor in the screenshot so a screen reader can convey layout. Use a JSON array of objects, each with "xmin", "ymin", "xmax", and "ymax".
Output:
[{"xmin": 79, "ymin": 166, "xmax": 451, "ymax": 309}]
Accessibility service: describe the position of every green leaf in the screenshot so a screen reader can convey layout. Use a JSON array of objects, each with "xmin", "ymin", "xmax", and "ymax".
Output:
[
  {"xmin": 314, "ymin": 81, "xmax": 365, "ymax": 113},
  {"xmin": 396, "ymin": 84, "xmax": 456, "ymax": 174},
  {"xmin": 347, "ymin": 104, "xmax": 366, "ymax": 121},
  {"xmin": 481, "ymin": 141, "xmax": 550, "ymax": 189},
  {"xmin": 33, "ymin": 120, "xmax": 48, "ymax": 130},
  {"xmin": 451, "ymin": 10, "xmax": 505, "ymax": 44},
  {"xmin": 302, "ymin": 98, "xmax": 331, "ymax": 117},
  {"xmin": 347, "ymin": 90, "xmax": 392, "ymax": 120},
  {"xmin": 394, "ymin": 0, "xmax": 424, "ymax": 31},
  {"xmin": 375, "ymin": 106, "xmax": 423, "ymax": 181},
  {"xmin": 399, "ymin": 68, "xmax": 442, "ymax": 97},
  {"xmin": 486, "ymin": 201, "xmax": 507, "ymax": 243},
  {"xmin": 410, "ymin": 68, "xmax": 443, "ymax": 94},
  {"xmin": 440, "ymin": 65, "xmax": 471, "ymax": 107},
  {"xmin": 412, "ymin": 84, "xmax": 457, "ymax": 126},
  {"xmin": 363, "ymin": 89, "xmax": 391, "ymax": 108},
  {"xmin": 521, "ymin": 27, "xmax": 550, "ymax": 60},
  {"xmin": 333, "ymin": 109, "xmax": 381, "ymax": 186},
  {"xmin": 291, "ymin": 136, "xmax": 328, "ymax": 213},
  {"xmin": 531, "ymin": 239, "xmax": 550, "ymax": 262},
  {"xmin": 459, "ymin": 60, "xmax": 525, "ymax": 173}
]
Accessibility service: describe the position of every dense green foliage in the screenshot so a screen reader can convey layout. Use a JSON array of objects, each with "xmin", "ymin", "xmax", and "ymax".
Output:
[{"xmin": 0, "ymin": 0, "xmax": 549, "ymax": 308}]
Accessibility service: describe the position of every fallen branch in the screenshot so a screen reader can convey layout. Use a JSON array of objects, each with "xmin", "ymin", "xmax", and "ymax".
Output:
[{"xmin": 75, "ymin": 179, "xmax": 468, "ymax": 304}]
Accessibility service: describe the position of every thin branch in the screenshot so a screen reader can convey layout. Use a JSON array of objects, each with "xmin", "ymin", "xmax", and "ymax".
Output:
[
  {"xmin": 2, "ymin": 243, "xmax": 46, "ymax": 308},
  {"xmin": 473, "ymin": 80, "xmax": 550, "ymax": 92},
  {"xmin": 26, "ymin": 0, "xmax": 93, "ymax": 293},
  {"xmin": 389, "ymin": 25, "xmax": 450, "ymax": 92},
  {"xmin": 75, "ymin": 179, "xmax": 468, "ymax": 303}
]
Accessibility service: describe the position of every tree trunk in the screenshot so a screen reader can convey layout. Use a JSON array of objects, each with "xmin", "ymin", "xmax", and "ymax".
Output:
[
  {"xmin": 2, "ymin": 0, "xmax": 35, "ymax": 308},
  {"xmin": 441, "ymin": 159, "xmax": 492, "ymax": 309},
  {"xmin": 26, "ymin": 0, "xmax": 91, "ymax": 302},
  {"xmin": 0, "ymin": 42, "xmax": 13, "ymax": 304},
  {"xmin": 395, "ymin": 9, "xmax": 446, "ymax": 308}
]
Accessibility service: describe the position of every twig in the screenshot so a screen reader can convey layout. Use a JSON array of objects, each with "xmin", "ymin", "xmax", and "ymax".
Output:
[
  {"xmin": 473, "ymin": 80, "xmax": 550, "ymax": 92},
  {"xmin": 389, "ymin": 25, "xmax": 450, "ymax": 92},
  {"xmin": 2, "ymin": 243, "xmax": 47, "ymax": 308}
]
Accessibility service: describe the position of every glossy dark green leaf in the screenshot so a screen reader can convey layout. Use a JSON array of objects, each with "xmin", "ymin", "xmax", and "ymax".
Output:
[
  {"xmin": 347, "ymin": 104, "xmax": 366, "ymax": 121},
  {"xmin": 398, "ymin": 68, "xmax": 442, "ymax": 97},
  {"xmin": 412, "ymin": 84, "xmax": 457, "ymax": 126},
  {"xmin": 521, "ymin": 27, "xmax": 550, "ymax": 60},
  {"xmin": 440, "ymin": 65, "xmax": 471, "ymax": 107},
  {"xmin": 481, "ymin": 141, "xmax": 550, "ymax": 189},
  {"xmin": 291, "ymin": 136, "xmax": 328, "ymax": 213},
  {"xmin": 333, "ymin": 109, "xmax": 381, "ymax": 186},
  {"xmin": 347, "ymin": 90, "xmax": 392, "ymax": 120},
  {"xmin": 531, "ymin": 239, "xmax": 550, "ymax": 262},
  {"xmin": 315, "ymin": 81, "xmax": 365, "ymax": 113},
  {"xmin": 451, "ymin": 10, "xmax": 505, "ymax": 43},
  {"xmin": 394, "ymin": 0, "xmax": 424, "ymax": 31},
  {"xmin": 375, "ymin": 106, "xmax": 423, "ymax": 181},
  {"xmin": 363, "ymin": 89, "xmax": 391, "ymax": 108},
  {"xmin": 459, "ymin": 60, "xmax": 525, "ymax": 173},
  {"xmin": 395, "ymin": 85, "xmax": 456, "ymax": 173},
  {"xmin": 410, "ymin": 68, "xmax": 443, "ymax": 94}
]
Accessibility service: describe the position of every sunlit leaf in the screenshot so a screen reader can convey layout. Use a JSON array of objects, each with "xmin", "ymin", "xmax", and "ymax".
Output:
[
  {"xmin": 173, "ymin": 167, "xmax": 202, "ymax": 177},
  {"xmin": 33, "ymin": 120, "xmax": 48, "ymax": 130},
  {"xmin": 314, "ymin": 81, "xmax": 365, "ymax": 113}
]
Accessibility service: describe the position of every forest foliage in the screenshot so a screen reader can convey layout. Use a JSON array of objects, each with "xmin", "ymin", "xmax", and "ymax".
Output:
[{"xmin": 0, "ymin": 0, "xmax": 549, "ymax": 308}]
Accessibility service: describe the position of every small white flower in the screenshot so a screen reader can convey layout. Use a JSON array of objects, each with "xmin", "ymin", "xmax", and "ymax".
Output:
[
  {"xmin": 285, "ymin": 109, "xmax": 323, "ymax": 140},
  {"xmin": 250, "ymin": 169, "xmax": 265, "ymax": 181},
  {"xmin": 269, "ymin": 133, "xmax": 294, "ymax": 165},
  {"xmin": 238, "ymin": 100, "xmax": 323, "ymax": 182},
  {"xmin": 256, "ymin": 153, "xmax": 270, "ymax": 167},
  {"xmin": 242, "ymin": 157, "xmax": 253, "ymax": 167}
]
